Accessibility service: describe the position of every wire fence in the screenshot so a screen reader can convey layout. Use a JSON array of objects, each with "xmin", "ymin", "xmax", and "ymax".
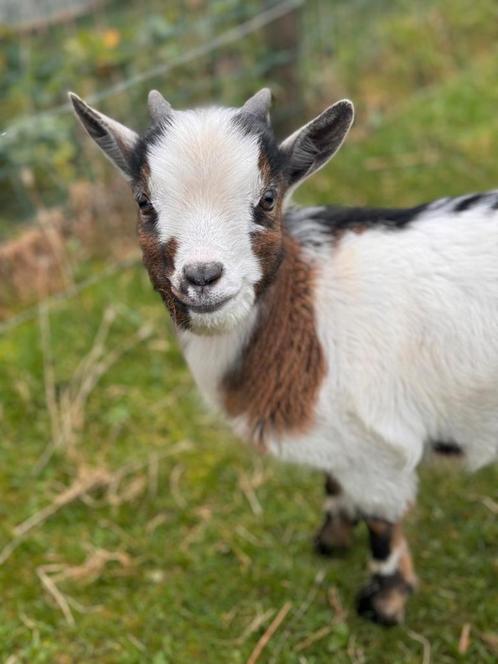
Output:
[
  {"xmin": 0, "ymin": 0, "xmax": 340, "ymax": 231},
  {"xmin": 2, "ymin": 0, "xmax": 304, "ymax": 140},
  {"xmin": 1, "ymin": 0, "xmax": 332, "ymax": 229}
]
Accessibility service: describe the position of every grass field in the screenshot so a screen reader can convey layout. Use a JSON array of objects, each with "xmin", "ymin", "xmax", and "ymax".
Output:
[{"xmin": 1, "ymin": 1, "xmax": 498, "ymax": 661}]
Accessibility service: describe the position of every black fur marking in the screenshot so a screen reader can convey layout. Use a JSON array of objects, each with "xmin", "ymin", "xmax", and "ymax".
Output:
[
  {"xmin": 314, "ymin": 513, "xmax": 336, "ymax": 556},
  {"xmin": 79, "ymin": 109, "xmax": 108, "ymax": 140},
  {"xmin": 325, "ymin": 473, "xmax": 342, "ymax": 497},
  {"xmin": 252, "ymin": 205, "xmax": 274, "ymax": 228},
  {"xmin": 356, "ymin": 572, "xmax": 414, "ymax": 626},
  {"xmin": 139, "ymin": 208, "xmax": 159, "ymax": 233},
  {"xmin": 129, "ymin": 120, "xmax": 173, "ymax": 185},
  {"xmin": 284, "ymin": 204, "xmax": 429, "ymax": 250},
  {"xmin": 286, "ymin": 191, "xmax": 498, "ymax": 247},
  {"xmin": 454, "ymin": 193, "xmax": 484, "ymax": 212},
  {"xmin": 432, "ymin": 440, "xmax": 463, "ymax": 456},
  {"xmin": 367, "ymin": 521, "xmax": 393, "ymax": 561},
  {"xmin": 362, "ymin": 572, "xmax": 414, "ymax": 595},
  {"xmin": 298, "ymin": 203, "xmax": 428, "ymax": 234},
  {"xmin": 232, "ymin": 112, "xmax": 285, "ymax": 179}
]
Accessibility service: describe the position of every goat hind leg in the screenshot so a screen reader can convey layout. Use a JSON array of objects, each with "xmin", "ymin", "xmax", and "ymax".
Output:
[{"xmin": 314, "ymin": 473, "xmax": 357, "ymax": 556}]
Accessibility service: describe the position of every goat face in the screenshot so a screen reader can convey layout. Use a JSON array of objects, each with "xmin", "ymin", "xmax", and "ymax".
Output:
[
  {"xmin": 70, "ymin": 89, "xmax": 354, "ymax": 334},
  {"xmin": 140, "ymin": 103, "xmax": 285, "ymax": 334}
]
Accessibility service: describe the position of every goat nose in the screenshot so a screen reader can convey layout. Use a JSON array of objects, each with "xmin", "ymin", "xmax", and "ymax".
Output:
[{"xmin": 183, "ymin": 262, "xmax": 224, "ymax": 287}]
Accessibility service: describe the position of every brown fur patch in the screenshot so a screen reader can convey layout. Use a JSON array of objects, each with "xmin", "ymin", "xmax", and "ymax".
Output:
[
  {"xmin": 138, "ymin": 228, "xmax": 190, "ymax": 329},
  {"xmin": 222, "ymin": 235, "xmax": 326, "ymax": 446},
  {"xmin": 373, "ymin": 584, "xmax": 410, "ymax": 623},
  {"xmin": 252, "ymin": 153, "xmax": 285, "ymax": 294},
  {"xmin": 250, "ymin": 228, "xmax": 284, "ymax": 296},
  {"xmin": 133, "ymin": 161, "xmax": 151, "ymax": 197},
  {"xmin": 258, "ymin": 151, "xmax": 272, "ymax": 183},
  {"xmin": 392, "ymin": 524, "xmax": 417, "ymax": 587},
  {"xmin": 133, "ymin": 158, "xmax": 191, "ymax": 328}
]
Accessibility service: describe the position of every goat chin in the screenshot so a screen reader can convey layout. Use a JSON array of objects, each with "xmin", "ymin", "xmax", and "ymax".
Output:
[{"xmin": 188, "ymin": 284, "xmax": 256, "ymax": 335}]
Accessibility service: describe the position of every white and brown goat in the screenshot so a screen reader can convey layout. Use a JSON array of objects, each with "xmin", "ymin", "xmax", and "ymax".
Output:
[{"xmin": 71, "ymin": 88, "xmax": 498, "ymax": 625}]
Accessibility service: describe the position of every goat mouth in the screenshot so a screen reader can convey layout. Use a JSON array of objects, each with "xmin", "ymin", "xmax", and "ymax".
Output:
[
  {"xmin": 171, "ymin": 288, "xmax": 234, "ymax": 314},
  {"xmin": 187, "ymin": 298, "xmax": 232, "ymax": 314}
]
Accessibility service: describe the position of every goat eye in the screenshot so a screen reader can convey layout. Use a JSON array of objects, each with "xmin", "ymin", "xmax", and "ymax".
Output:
[
  {"xmin": 137, "ymin": 195, "xmax": 153, "ymax": 213},
  {"xmin": 259, "ymin": 188, "xmax": 276, "ymax": 212}
]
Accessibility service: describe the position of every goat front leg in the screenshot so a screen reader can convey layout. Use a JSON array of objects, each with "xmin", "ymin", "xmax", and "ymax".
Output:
[
  {"xmin": 314, "ymin": 473, "xmax": 357, "ymax": 555},
  {"xmin": 357, "ymin": 517, "xmax": 417, "ymax": 625}
]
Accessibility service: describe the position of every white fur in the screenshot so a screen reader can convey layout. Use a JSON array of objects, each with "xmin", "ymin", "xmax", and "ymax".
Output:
[
  {"xmin": 147, "ymin": 108, "xmax": 264, "ymax": 333},
  {"xmin": 368, "ymin": 543, "xmax": 406, "ymax": 576},
  {"xmin": 268, "ymin": 203, "xmax": 498, "ymax": 520},
  {"xmin": 179, "ymin": 307, "xmax": 258, "ymax": 413}
]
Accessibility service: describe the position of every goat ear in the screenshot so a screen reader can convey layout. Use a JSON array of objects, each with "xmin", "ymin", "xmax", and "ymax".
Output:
[
  {"xmin": 148, "ymin": 89, "xmax": 173, "ymax": 125},
  {"xmin": 280, "ymin": 99, "xmax": 354, "ymax": 188},
  {"xmin": 69, "ymin": 92, "xmax": 138, "ymax": 179},
  {"xmin": 241, "ymin": 88, "xmax": 272, "ymax": 124}
]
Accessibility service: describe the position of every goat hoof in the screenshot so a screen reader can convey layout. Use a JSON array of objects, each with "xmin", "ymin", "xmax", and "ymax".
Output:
[{"xmin": 356, "ymin": 575, "xmax": 413, "ymax": 626}]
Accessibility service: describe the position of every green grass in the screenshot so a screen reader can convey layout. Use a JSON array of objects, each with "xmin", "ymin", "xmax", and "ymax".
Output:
[
  {"xmin": 1, "ymin": 0, "xmax": 498, "ymax": 661},
  {"xmin": 0, "ymin": 267, "xmax": 497, "ymax": 663}
]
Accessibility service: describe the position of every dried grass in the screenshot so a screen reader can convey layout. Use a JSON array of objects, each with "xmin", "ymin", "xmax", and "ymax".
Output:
[
  {"xmin": 35, "ymin": 303, "xmax": 154, "ymax": 469},
  {"xmin": 294, "ymin": 624, "xmax": 335, "ymax": 652},
  {"xmin": 238, "ymin": 460, "xmax": 266, "ymax": 516},
  {"xmin": 0, "ymin": 215, "xmax": 68, "ymax": 315},
  {"xmin": 269, "ymin": 569, "xmax": 328, "ymax": 664},
  {"xmin": 37, "ymin": 548, "xmax": 134, "ymax": 625},
  {"xmin": 0, "ymin": 179, "xmax": 135, "ymax": 317},
  {"xmin": 458, "ymin": 623, "xmax": 471, "ymax": 654},
  {"xmin": 233, "ymin": 609, "xmax": 275, "ymax": 646},
  {"xmin": 246, "ymin": 601, "xmax": 292, "ymax": 664},
  {"xmin": 406, "ymin": 629, "xmax": 432, "ymax": 664},
  {"xmin": 0, "ymin": 441, "xmax": 193, "ymax": 567},
  {"xmin": 480, "ymin": 632, "xmax": 498, "ymax": 654},
  {"xmin": 292, "ymin": 585, "xmax": 347, "ymax": 653},
  {"xmin": 169, "ymin": 464, "xmax": 187, "ymax": 509},
  {"xmin": 0, "ymin": 467, "xmax": 113, "ymax": 565}
]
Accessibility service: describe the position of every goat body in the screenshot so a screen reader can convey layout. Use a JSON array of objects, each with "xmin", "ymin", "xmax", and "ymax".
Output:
[
  {"xmin": 71, "ymin": 88, "xmax": 498, "ymax": 625},
  {"xmin": 183, "ymin": 194, "xmax": 498, "ymax": 521}
]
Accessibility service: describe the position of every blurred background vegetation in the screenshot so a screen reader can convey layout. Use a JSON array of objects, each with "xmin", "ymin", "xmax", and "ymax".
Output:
[{"xmin": 0, "ymin": 1, "xmax": 497, "ymax": 662}]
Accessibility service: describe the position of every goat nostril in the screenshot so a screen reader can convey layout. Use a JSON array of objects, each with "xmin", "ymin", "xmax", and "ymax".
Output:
[{"xmin": 183, "ymin": 262, "xmax": 224, "ymax": 288}]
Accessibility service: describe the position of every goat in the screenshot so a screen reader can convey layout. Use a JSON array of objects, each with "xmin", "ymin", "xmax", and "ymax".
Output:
[{"xmin": 70, "ymin": 88, "xmax": 498, "ymax": 625}]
